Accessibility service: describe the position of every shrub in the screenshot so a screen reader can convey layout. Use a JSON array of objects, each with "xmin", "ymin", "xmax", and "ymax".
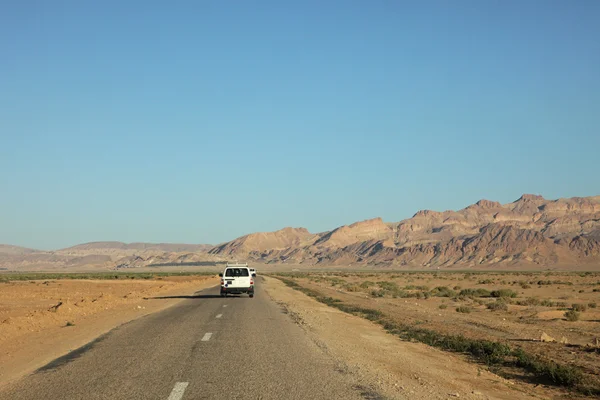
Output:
[
  {"xmin": 572, "ymin": 303, "xmax": 587, "ymax": 312},
  {"xmin": 540, "ymin": 299, "xmax": 555, "ymax": 307},
  {"xmin": 487, "ymin": 300, "xmax": 509, "ymax": 311},
  {"xmin": 516, "ymin": 297, "xmax": 540, "ymax": 306},
  {"xmin": 453, "ymin": 285, "xmax": 461, "ymax": 290},
  {"xmin": 430, "ymin": 286, "xmax": 456, "ymax": 297},
  {"xmin": 377, "ymin": 281, "xmax": 399, "ymax": 291},
  {"xmin": 491, "ymin": 289, "xmax": 518, "ymax": 298},
  {"xmin": 439, "ymin": 304, "xmax": 448, "ymax": 309},
  {"xmin": 456, "ymin": 306, "xmax": 472, "ymax": 313},
  {"xmin": 520, "ymin": 283, "xmax": 531, "ymax": 289},
  {"xmin": 65, "ymin": 321, "xmax": 75, "ymax": 327},
  {"xmin": 478, "ymin": 279, "xmax": 494, "ymax": 284},
  {"xmin": 370, "ymin": 289, "xmax": 386, "ymax": 298},
  {"xmin": 513, "ymin": 348, "xmax": 583, "ymax": 387},
  {"xmin": 564, "ymin": 310, "xmax": 580, "ymax": 322},
  {"xmin": 360, "ymin": 281, "xmax": 374, "ymax": 289},
  {"xmin": 459, "ymin": 288, "xmax": 491, "ymax": 297},
  {"xmin": 588, "ymin": 302, "xmax": 597, "ymax": 309}
]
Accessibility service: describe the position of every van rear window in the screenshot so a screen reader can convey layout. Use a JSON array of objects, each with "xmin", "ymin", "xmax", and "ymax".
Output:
[{"xmin": 225, "ymin": 268, "xmax": 249, "ymax": 277}]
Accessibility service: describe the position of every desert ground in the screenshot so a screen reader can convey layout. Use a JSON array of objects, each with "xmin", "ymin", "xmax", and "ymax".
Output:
[{"xmin": 271, "ymin": 270, "xmax": 600, "ymax": 398}]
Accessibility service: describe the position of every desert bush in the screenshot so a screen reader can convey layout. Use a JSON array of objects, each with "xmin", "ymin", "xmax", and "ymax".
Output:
[
  {"xmin": 593, "ymin": 288, "xmax": 600, "ymax": 293},
  {"xmin": 370, "ymin": 289, "xmax": 386, "ymax": 298},
  {"xmin": 430, "ymin": 286, "xmax": 456, "ymax": 297},
  {"xmin": 516, "ymin": 297, "xmax": 540, "ymax": 306},
  {"xmin": 377, "ymin": 281, "xmax": 399, "ymax": 291},
  {"xmin": 459, "ymin": 288, "xmax": 491, "ymax": 297},
  {"xmin": 572, "ymin": 303, "xmax": 587, "ymax": 312},
  {"xmin": 513, "ymin": 348, "xmax": 583, "ymax": 387},
  {"xmin": 439, "ymin": 304, "xmax": 448, "ymax": 309},
  {"xmin": 456, "ymin": 306, "xmax": 472, "ymax": 313},
  {"xmin": 564, "ymin": 310, "xmax": 581, "ymax": 321},
  {"xmin": 588, "ymin": 302, "xmax": 597, "ymax": 309},
  {"xmin": 520, "ymin": 283, "xmax": 531, "ymax": 289},
  {"xmin": 487, "ymin": 300, "xmax": 509, "ymax": 311},
  {"xmin": 344, "ymin": 284, "xmax": 361, "ymax": 292},
  {"xmin": 453, "ymin": 285, "xmax": 461, "ymax": 290},
  {"xmin": 360, "ymin": 281, "xmax": 374, "ymax": 289},
  {"xmin": 540, "ymin": 299, "xmax": 554, "ymax": 307},
  {"xmin": 491, "ymin": 289, "xmax": 518, "ymax": 298}
]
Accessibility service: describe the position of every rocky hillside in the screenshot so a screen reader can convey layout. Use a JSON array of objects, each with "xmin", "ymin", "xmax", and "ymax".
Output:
[
  {"xmin": 2, "ymin": 194, "xmax": 599, "ymax": 270},
  {"xmin": 209, "ymin": 195, "xmax": 600, "ymax": 268}
]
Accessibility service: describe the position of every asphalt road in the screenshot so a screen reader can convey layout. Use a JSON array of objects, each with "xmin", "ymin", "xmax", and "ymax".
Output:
[{"xmin": 0, "ymin": 278, "xmax": 374, "ymax": 400}]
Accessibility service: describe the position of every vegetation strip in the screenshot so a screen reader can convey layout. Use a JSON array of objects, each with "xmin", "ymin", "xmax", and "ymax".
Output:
[
  {"xmin": 274, "ymin": 276, "xmax": 600, "ymax": 395},
  {"xmin": 0, "ymin": 271, "xmax": 216, "ymax": 282}
]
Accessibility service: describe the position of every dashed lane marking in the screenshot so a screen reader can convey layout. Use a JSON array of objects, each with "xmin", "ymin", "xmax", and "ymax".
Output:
[
  {"xmin": 167, "ymin": 382, "xmax": 189, "ymax": 400},
  {"xmin": 201, "ymin": 333, "xmax": 213, "ymax": 341}
]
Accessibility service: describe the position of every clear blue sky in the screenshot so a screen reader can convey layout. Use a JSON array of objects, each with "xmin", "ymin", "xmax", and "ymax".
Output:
[{"xmin": 1, "ymin": 1, "xmax": 599, "ymax": 250}]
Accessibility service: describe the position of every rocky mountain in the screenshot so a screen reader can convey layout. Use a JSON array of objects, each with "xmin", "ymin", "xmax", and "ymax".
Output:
[
  {"xmin": 2, "ymin": 194, "xmax": 599, "ymax": 270},
  {"xmin": 209, "ymin": 195, "xmax": 600, "ymax": 268}
]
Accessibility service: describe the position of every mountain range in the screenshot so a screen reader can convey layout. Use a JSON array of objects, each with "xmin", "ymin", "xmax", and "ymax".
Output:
[{"xmin": 2, "ymin": 194, "xmax": 599, "ymax": 271}]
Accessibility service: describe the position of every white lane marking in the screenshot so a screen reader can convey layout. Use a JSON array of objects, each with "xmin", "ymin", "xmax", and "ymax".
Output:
[
  {"xmin": 216, "ymin": 314, "xmax": 222, "ymax": 319},
  {"xmin": 167, "ymin": 382, "xmax": 189, "ymax": 400},
  {"xmin": 222, "ymin": 305, "xmax": 228, "ymax": 308},
  {"xmin": 201, "ymin": 332, "xmax": 212, "ymax": 341}
]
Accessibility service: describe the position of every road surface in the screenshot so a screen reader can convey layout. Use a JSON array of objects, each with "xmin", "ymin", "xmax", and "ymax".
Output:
[{"xmin": 0, "ymin": 278, "xmax": 378, "ymax": 400}]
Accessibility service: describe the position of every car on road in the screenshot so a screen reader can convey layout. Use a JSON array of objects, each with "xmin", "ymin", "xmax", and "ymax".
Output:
[
  {"xmin": 219, "ymin": 263, "xmax": 254, "ymax": 298},
  {"xmin": 249, "ymin": 268, "xmax": 256, "ymax": 276}
]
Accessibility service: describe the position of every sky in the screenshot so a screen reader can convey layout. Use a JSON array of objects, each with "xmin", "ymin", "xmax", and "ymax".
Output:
[{"xmin": 1, "ymin": 1, "xmax": 599, "ymax": 250}]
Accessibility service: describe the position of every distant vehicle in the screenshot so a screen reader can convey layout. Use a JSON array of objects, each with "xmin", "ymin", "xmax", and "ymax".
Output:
[
  {"xmin": 219, "ymin": 263, "xmax": 254, "ymax": 298},
  {"xmin": 249, "ymin": 268, "xmax": 256, "ymax": 276}
]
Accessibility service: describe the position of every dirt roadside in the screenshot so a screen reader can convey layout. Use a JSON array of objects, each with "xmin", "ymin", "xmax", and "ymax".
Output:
[
  {"xmin": 262, "ymin": 276, "xmax": 544, "ymax": 400},
  {"xmin": 0, "ymin": 276, "xmax": 217, "ymax": 386}
]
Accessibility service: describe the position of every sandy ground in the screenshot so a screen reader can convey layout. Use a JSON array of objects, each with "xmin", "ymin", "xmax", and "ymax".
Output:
[
  {"xmin": 262, "ymin": 276, "xmax": 542, "ymax": 400},
  {"xmin": 292, "ymin": 272, "xmax": 600, "ymax": 382},
  {"xmin": 0, "ymin": 276, "xmax": 218, "ymax": 386}
]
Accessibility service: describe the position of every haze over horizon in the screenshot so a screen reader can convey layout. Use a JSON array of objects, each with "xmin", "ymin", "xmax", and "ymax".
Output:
[{"xmin": 1, "ymin": 1, "xmax": 599, "ymax": 250}]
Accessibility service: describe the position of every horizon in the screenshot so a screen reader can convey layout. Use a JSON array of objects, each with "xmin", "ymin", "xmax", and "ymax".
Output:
[{"xmin": 2, "ymin": 1, "xmax": 599, "ymax": 250}]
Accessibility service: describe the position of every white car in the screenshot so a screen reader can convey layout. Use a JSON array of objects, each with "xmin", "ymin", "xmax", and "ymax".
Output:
[
  {"xmin": 249, "ymin": 268, "xmax": 256, "ymax": 276},
  {"xmin": 219, "ymin": 263, "xmax": 254, "ymax": 298}
]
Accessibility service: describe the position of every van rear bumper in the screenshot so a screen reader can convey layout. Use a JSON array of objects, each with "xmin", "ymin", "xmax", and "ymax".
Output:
[{"xmin": 221, "ymin": 286, "xmax": 254, "ymax": 295}]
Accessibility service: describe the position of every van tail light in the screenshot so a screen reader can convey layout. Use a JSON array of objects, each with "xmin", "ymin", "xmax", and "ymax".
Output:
[
  {"xmin": 220, "ymin": 279, "xmax": 224, "ymax": 285},
  {"xmin": 250, "ymin": 279, "xmax": 254, "ymax": 285}
]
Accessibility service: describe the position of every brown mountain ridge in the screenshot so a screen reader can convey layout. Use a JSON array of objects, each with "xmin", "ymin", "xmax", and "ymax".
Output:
[
  {"xmin": 209, "ymin": 194, "xmax": 600, "ymax": 268},
  {"xmin": 2, "ymin": 194, "xmax": 599, "ymax": 270}
]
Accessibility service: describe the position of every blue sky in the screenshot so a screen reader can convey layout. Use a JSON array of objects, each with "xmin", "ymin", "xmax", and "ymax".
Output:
[{"xmin": 1, "ymin": 1, "xmax": 599, "ymax": 250}]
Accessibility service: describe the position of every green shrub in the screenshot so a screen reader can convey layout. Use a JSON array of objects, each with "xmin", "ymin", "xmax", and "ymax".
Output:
[
  {"xmin": 588, "ymin": 302, "xmax": 597, "ymax": 309},
  {"xmin": 540, "ymin": 299, "xmax": 555, "ymax": 307},
  {"xmin": 487, "ymin": 300, "xmax": 509, "ymax": 311},
  {"xmin": 360, "ymin": 281, "xmax": 374, "ymax": 289},
  {"xmin": 513, "ymin": 348, "xmax": 583, "ymax": 387},
  {"xmin": 491, "ymin": 289, "xmax": 518, "ymax": 298},
  {"xmin": 430, "ymin": 286, "xmax": 456, "ymax": 297},
  {"xmin": 564, "ymin": 310, "xmax": 580, "ymax": 322},
  {"xmin": 572, "ymin": 303, "xmax": 587, "ymax": 312},
  {"xmin": 439, "ymin": 304, "xmax": 448, "ymax": 309},
  {"xmin": 459, "ymin": 288, "xmax": 491, "ymax": 297},
  {"xmin": 456, "ymin": 306, "xmax": 472, "ymax": 313},
  {"xmin": 370, "ymin": 289, "xmax": 386, "ymax": 298},
  {"xmin": 516, "ymin": 297, "xmax": 540, "ymax": 306}
]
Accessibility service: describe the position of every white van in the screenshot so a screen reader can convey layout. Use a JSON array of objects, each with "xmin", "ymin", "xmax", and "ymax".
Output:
[{"xmin": 219, "ymin": 263, "xmax": 254, "ymax": 298}]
